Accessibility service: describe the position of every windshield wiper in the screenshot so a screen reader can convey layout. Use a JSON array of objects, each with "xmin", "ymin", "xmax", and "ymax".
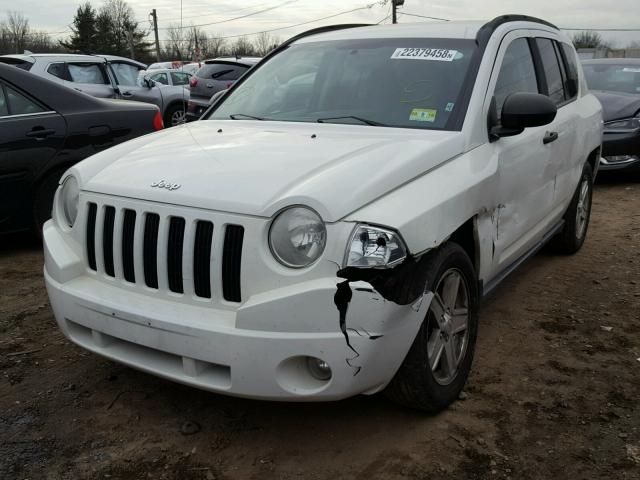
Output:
[
  {"xmin": 317, "ymin": 115, "xmax": 388, "ymax": 127},
  {"xmin": 229, "ymin": 113, "xmax": 266, "ymax": 121}
]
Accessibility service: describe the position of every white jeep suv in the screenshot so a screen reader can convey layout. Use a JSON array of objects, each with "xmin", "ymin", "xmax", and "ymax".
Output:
[{"xmin": 44, "ymin": 16, "xmax": 602, "ymax": 411}]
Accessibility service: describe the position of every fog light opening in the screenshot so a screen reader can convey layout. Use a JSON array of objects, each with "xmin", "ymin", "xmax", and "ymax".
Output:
[{"xmin": 307, "ymin": 357, "xmax": 332, "ymax": 381}]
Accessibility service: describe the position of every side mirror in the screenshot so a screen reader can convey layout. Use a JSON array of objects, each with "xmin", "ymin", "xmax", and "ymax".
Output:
[
  {"xmin": 143, "ymin": 77, "xmax": 155, "ymax": 88},
  {"xmin": 490, "ymin": 92, "xmax": 557, "ymax": 140}
]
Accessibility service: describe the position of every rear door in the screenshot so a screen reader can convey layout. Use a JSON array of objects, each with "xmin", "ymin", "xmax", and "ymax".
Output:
[
  {"xmin": 0, "ymin": 82, "xmax": 66, "ymax": 232},
  {"xmin": 64, "ymin": 61, "xmax": 115, "ymax": 98},
  {"xmin": 532, "ymin": 38, "xmax": 580, "ymax": 210}
]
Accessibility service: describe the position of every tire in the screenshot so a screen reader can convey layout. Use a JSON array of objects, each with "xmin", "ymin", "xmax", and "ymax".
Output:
[
  {"xmin": 385, "ymin": 242, "xmax": 479, "ymax": 412},
  {"xmin": 553, "ymin": 162, "xmax": 593, "ymax": 254},
  {"xmin": 33, "ymin": 169, "xmax": 65, "ymax": 235},
  {"xmin": 164, "ymin": 103, "xmax": 186, "ymax": 127}
]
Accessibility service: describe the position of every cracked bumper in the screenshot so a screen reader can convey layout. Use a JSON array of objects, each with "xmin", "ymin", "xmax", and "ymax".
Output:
[{"xmin": 44, "ymin": 221, "xmax": 430, "ymax": 401}]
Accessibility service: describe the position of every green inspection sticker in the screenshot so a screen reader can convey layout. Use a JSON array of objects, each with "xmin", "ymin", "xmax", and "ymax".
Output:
[{"xmin": 410, "ymin": 108, "xmax": 437, "ymax": 122}]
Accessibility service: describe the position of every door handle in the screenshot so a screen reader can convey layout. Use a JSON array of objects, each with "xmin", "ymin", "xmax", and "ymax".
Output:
[
  {"xmin": 121, "ymin": 91, "xmax": 133, "ymax": 97},
  {"xmin": 543, "ymin": 131, "xmax": 559, "ymax": 144},
  {"xmin": 26, "ymin": 127, "xmax": 56, "ymax": 139},
  {"xmin": 206, "ymin": 83, "xmax": 214, "ymax": 88}
]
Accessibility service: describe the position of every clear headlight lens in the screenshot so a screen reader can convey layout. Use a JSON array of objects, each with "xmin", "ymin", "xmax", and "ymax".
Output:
[
  {"xmin": 604, "ymin": 116, "xmax": 640, "ymax": 132},
  {"xmin": 345, "ymin": 225, "xmax": 407, "ymax": 268},
  {"xmin": 269, "ymin": 207, "xmax": 326, "ymax": 268},
  {"xmin": 60, "ymin": 175, "xmax": 80, "ymax": 227}
]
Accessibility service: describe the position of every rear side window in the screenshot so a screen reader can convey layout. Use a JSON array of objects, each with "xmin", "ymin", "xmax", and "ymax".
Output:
[
  {"xmin": 4, "ymin": 85, "xmax": 45, "ymax": 115},
  {"xmin": 150, "ymin": 72, "xmax": 169, "ymax": 85},
  {"xmin": 47, "ymin": 62, "xmax": 68, "ymax": 80},
  {"xmin": 559, "ymin": 43, "xmax": 579, "ymax": 98},
  {"xmin": 536, "ymin": 38, "xmax": 565, "ymax": 105},
  {"xmin": 199, "ymin": 63, "xmax": 248, "ymax": 81},
  {"xmin": 170, "ymin": 71, "xmax": 190, "ymax": 85},
  {"xmin": 68, "ymin": 63, "xmax": 109, "ymax": 85},
  {"xmin": 494, "ymin": 38, "xmax": 539, "ymax": 117}
]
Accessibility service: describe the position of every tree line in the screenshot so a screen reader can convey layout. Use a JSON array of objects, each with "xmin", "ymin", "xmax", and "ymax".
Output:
[{"xmin": 0, "ymin": 1, "xmax": 280, "ymax": 63}]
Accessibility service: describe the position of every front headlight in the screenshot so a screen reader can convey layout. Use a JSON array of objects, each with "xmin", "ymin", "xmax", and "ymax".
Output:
[
  {"xmin": 60, "ymin": 175, "xmax": 80, "ymax": 228},
  {"xmin": 269, "ymin": 207, "xmax": 327, "ymax": 268},
  {"xmin": 604, "ymin": 116, "xmax": 640, "ymax": 132},
  {"xmin": 345, "ymin": 224, "xmax": 407, "ymax": 268}
]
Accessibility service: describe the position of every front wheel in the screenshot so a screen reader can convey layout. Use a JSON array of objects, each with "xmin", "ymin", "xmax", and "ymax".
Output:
[
  {"xmin": 385, "ymin": 242, "xmax": 479, "ymax": 412},
  {"xmin": 553, "ymin": 162, "xmax": 593, "ymax": 254}
]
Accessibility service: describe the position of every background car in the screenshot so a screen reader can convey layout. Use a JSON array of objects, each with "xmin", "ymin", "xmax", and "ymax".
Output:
[
  {"xmin": 583, "ymin": 58, "xmax": 640, "ymax": 173},
  {"xmin": 143, "ymin": 68, "xmax": 192, "ymax": 88},
  {"xmin": 0, "ymin": 63, "xmax": 162, "ymax": 234},
  {"xmin": 186, "ymin": 56, "xmax": 260, "ymax": 121},
  {"xmin": 0, "ymin": 53, "xmax": 189, "ymax": 127}
]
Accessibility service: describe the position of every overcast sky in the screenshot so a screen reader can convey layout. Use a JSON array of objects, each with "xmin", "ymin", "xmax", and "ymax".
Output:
[{"xmin": 7, "ymin": 0, "xmax": 640, "ymax": 47}]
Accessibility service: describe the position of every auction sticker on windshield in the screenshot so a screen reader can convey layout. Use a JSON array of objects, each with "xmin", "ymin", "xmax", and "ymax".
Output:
[{"xmin": 391, "ymin": 48, "xmax": 458, "ymax": 61}]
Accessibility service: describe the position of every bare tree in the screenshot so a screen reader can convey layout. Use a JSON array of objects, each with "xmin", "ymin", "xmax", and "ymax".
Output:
[
  {"xmin": 572, "ymin": 31, "xmax": 610, "ymax": 49},
  {"xmin": 204, "ymin": 35, "xmax": 227, "ymax": 59},
  {"xmin": 6, "ymin": 11, "xmax": 29, "ymax": 53},
  {"xmin": 230, "ymin": 36, "xmax": 255, "ymax": 57},
  {"xmin": 163, "ymin": 23, "xmax": 186, "ymax": 60},
  {"xmin": 253, "ymin": 32, "xmax": 279, "ymax": 56}
]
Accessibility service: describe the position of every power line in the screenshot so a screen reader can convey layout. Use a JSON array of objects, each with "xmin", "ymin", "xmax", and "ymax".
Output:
[
  {"xmin": 158, "ymin": 0, "xmax": 299, "ymax": 30},
  {"xmin": 158, "ymin": 2, "xmax": 379, "ymax": 42},
  {"xmin": 398, "ymin": 12, "xmax": 450, "ymax": 21},
  {"xmin": 159, "ymin": 2, "xmax": 271, "ymax": 22}
]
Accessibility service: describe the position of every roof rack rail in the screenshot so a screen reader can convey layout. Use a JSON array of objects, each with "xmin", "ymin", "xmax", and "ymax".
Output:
[{"xmin": 476, "ymin": 14, "xmax": 558, "ymax": 47}]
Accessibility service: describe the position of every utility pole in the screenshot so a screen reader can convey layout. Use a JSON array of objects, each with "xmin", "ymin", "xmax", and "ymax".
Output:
[
  {"xmin": 150, "ymin": 9, "xmax": 161, "ymax": 62},
  {"xmin": 392, "ymin": 0, "xmax": 405, "ymax": 24}
]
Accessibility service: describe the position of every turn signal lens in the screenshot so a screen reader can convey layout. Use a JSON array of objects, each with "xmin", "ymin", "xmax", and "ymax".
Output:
[
  {"xmin": 345, "ymin": 225, "xmax": 407, "ymax": 268},
  {"xmin": 153, "ymin": 110, "xmax": 164, "ymax": 130}
]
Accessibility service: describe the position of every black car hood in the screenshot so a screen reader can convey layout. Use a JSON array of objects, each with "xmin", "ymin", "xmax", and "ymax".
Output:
[{"xmin": 592, "ymin": 90, "xmax": 640, "ymax": 122}]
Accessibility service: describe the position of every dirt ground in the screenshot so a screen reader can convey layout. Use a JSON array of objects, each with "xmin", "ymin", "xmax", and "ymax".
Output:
[{"xmin": 1, "ymin": 177, "xmax": 639, "ymax": 480}]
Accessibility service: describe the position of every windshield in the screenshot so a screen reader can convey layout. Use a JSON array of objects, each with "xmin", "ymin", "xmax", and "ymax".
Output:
[
  {"xmin": 206, "ymin": 38, "xmax": 477, "ymax": 130},
  {"xmin": 583, "ymin": 63, "xmax": 640, "ymax": 95}
]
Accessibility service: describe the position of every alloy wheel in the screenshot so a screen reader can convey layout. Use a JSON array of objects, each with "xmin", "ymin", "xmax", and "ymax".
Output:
[{"xmin": 426, "ymin": 268, "xmax": 470, "ymax": 385}]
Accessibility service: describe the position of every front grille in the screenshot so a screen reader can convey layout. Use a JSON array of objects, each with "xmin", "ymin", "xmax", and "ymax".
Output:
[{"xmin": 85, "ymin": 203, "xmax": 244, "ymax": 302}]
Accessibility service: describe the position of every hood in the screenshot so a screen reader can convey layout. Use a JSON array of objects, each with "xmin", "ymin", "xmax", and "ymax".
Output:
[
  {"xmin": 77, "ymin": 121, "xmax": 465, "ymax": 222},
  {"xmin": 592, "ymin": 90, "xmax": 640, "ymax": 122}
]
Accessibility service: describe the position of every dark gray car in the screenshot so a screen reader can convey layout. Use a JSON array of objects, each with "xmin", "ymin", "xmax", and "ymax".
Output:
[{"xmin": 186, "ymin": 57, "xmax": 260, "ymax": 120}]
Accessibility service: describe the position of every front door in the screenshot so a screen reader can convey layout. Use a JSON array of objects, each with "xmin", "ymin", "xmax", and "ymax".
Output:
[{"xmin": 489, "ymin": 35, "xmax": 557, "ymax": 273}]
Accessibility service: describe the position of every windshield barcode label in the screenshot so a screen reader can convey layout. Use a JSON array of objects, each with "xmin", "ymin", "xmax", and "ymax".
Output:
[{"xmin": 390, "ymin": 48, "xmax": 458, "ymax": 61}]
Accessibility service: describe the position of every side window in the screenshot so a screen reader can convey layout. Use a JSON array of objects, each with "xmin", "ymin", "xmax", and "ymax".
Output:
[
  {"xmin": 494, "ymin": 38, "xmax": 539, "ymax": 117},
  {"xmin": 5, "ymin": 85, "xmax": 45, "ymax": 115},
  {"xmin": 559, "ymin": 43, "xmax": 579, "ymax": 99},
  {"xmin": 111, "ymin": 62, "xmax": 142, "ymax": 86},
  {"xmin": 170, "ymin": 72, "xmax": 190, "ymax": 85},
  {"xmin": 47, "ymin": 62, "xmax": 68, "ymax": 80},
  {"xmin": 535, "ymin": 38, "xmax": 566, "ymax": 105},
  {"xmin": 67, "ymin": 63, "xmax": 109, "ymax": 85},
  {"xmin": 150, "ymin": 72, "xmax": 169, "ymax": 85},
  {"xmin": 0, "ymin": 85, "xmax": 8, "ymax": 116}
]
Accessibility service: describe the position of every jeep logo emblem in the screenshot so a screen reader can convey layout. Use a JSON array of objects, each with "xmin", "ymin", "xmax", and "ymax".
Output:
[{"xmin": 151, "ymin": 180, "xmax": 181, "ymax": 191}]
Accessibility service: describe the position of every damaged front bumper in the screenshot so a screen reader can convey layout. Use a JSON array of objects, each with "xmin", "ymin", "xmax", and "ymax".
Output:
[{"xmin": 44, "ymin": 220, "xmax": 431, "ymax": 401}]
